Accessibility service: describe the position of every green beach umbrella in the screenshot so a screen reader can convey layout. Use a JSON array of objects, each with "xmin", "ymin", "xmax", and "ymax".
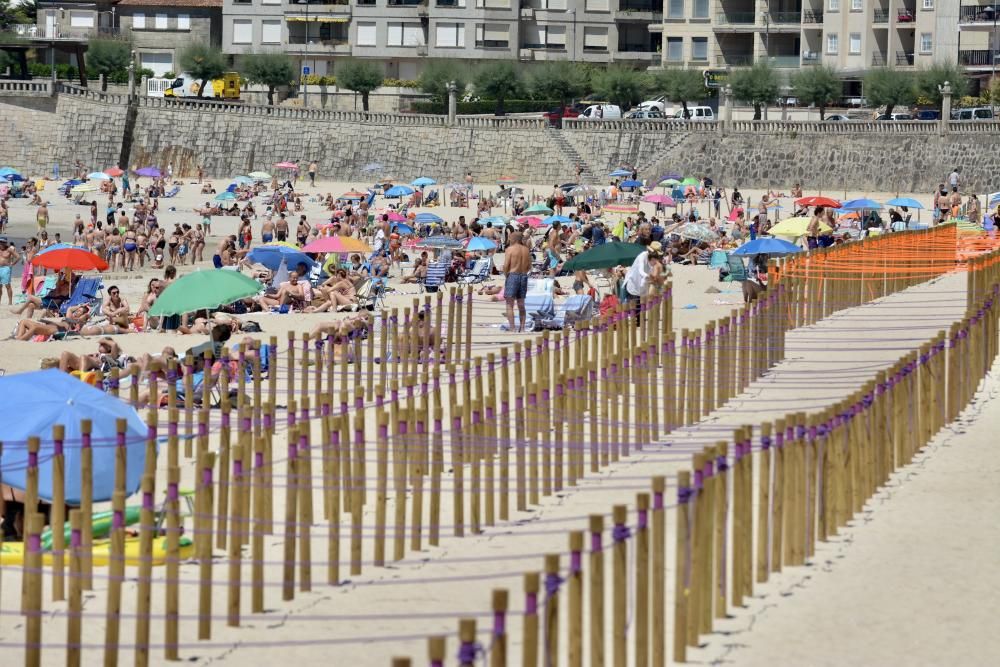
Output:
[
  {"xmin": 150, "ymin": 270, "xmax": 262, "ymax": 316},
  {"xmin": 661, "ymin": 178, "xmax": 681, "ymax": 186},
  {"xmin": 525, "ymin": 203, "xmax": 554, "ymax": 215},
  {"xmin": 562, "ymin": 242, "xmax": 646, "ymax": 272},
  {"xmin": 681, "ymin": 177, "xmax": 700, "ymax": 186}
]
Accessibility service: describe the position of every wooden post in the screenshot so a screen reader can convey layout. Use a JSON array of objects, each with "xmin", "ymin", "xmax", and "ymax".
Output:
[
  {"xmin": 51, "ymin": 424, "xmax": 66, "ymax": 601},
  {"xmin": 135, "ymin": 475, "xmax": 155, "ymax": 667},
  {"xmin": 103, "ymin": 490, "xmax": 126, "ymax": 666},
  {"xmin": 651, "ymin": 477, "xmax": 666, "ymax": 667},
  {"xmin": 458, "ymin": 618, "xmax": 477, "ymax": 667},
  {"xmin": 67, "ymin": 510, "xmax": 83, "ymax": 667},
  {"xmin": 197, "ymin": 454, "xmax": 216, "ymax": 640},
  {"xmin": 757, "ymin": 422, "xmax": 773, "ymax": 583},
  {"xmin": 568, "ymin": 531, "xmax": 584, "ymax": 667},
  {"xmin": 523, "ymin": 572, "xmax": 540, "ymax": 667},
  {"xmin": 428, "ymin": 636, "xmax": 446, "ymax": 667},
  {"xmin": 165, "ymin": 467, "xmax": 180, "ymax": 660},
  {"xmin": 491, "ymin": 589, "xmax": 509, "ymax": 667},
  {"xmin": 635, "ymin": 493, "xmax": 650, "ymax": 667},
  {"xmin": 543, "ymin": 554, "xmax": 561, "ymax": 665},
  {"xmin": 24, "ymin": 513, "xmax": 43, "ymax": 667},
  {"xmin": 612, "ymin": 504, "xmax": 628, "ymax": 667},
  {"xmin": 590, "ymin": 514, "xmax": 605, "ymax": 667}
]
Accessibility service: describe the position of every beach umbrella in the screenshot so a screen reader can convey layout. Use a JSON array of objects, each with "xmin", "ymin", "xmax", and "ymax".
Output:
[
  {"xmin": 301, "ymin": 236, "xmax": 372, "ymax": 254},
  {"xmin": 674, "ymin": 223, "xmax": 717, "ymax": 243},
  {"xmin": 248, "ymin": 171, "xmax": 271, "ymax": 180},
  {"xmin": 386, "ymin": 211, "xmax": 407, "ymax": 222},
  {"xmin": 339, "ymin": 191, "xmax": 367, "ymax": 200},
  {"xmin": 524, "ymin": 203, "xmax": 554, "ymax": 215},
  {"xmin": 362, "ymin": 163, "xmax": 384, "ymax": 172},
  {"xmin": 134, "ymin": 167, "xmax": 161, "ymax": 178},
  {"xmin": 642, "ymin": 194, "xmax": 675, "ymax": 206},
  {"xmin": 416, "ymin": 237, "xmax": 464, "ymax": 249},
  {"xmin": 658, "ymin": 172, "xmax": 682, "ymax": 182},
  {"xmin": 562, "ymin": 241, "xmax": 646, "ymax": 272},
  {"xmin": 840, "ymin": 198, "xmax": 882, "ymax": 210},
  {"xmin": 247, "ymin": 243, "xmax": 315, "ymax": 271},
  {"xmin": 681, "ymin": 177, "xmax": 700, "ymax": 186},
  {"xmin": 87, "ymin": 171, "xmax": 111, "ymax": 181},
  {"xmin": 769, "ymin": 216, "xmax": 832, "ymax": 237},
  {"xmin": 517, "ymin": 216, "xmax": 543, "ymax": 228},
  {"xmin": 103, "ymin": 166, "xmax": 124, "ymax": 177},
  {"xmin": 150, "ymin": 269, "xmax": 263, "ymax": 317},
  {"xmin": 4, "ymin": 173, "xmax": 26, "ymax": 182},
  {"xmin": 0, "ymin": 167, "xmax": 19, "ymax": 178},
  {"xmin": 885, "ymin": 197, "xmax": 924, "ymax": 209},
  {"xmin": 603, "ymin": 203, "xmax": 640, "ymax": 214},
  {"xmin": 465, "ymin": 237, "xmax": 497, "ymax": 251},
  {"xmin": 70, "ymin": 183, "xmax": 98, "ymax": 193},
  {"xmin": 795, "ymin": 196, "xmax": 841, "ymax": 208},
  {"xmin": 384, "ymin": 184, "xmax": 415, "ymax": 198},
  {"xmin": 393, "ymin": 223, "xmax": 415, "ymax": 235},
  {"xmin": 660, "ymin": 178, "xmax": 681, "ymax": 186},
  {"xmin": 274, "ymin": 161, "xmax": 298, "ymax": 170},
  {"xmin": 0, "ymin": 369, "xmax": 148, "ymax": 504},
  {"xmin": 215, "ymin": 191, "xmax": 236, "ymax": 201},
  {"xmin": 414, "ymin": 212, "xmax": 444, "ymax": 224},
  {"xmin": 32, "ymin": 246, "xmax": 108, "ymax": 272},
  {"xmin": 542, "ymin": 214, "xmax": 572, "ymax": 225},
  {"xmin": 620, "ymin": 179, "xmax": 643, "ymax": 189},
  {"xmin": 480, "ymin": 215, "xmax": 512, "ymax": 225},
  {"xmin": 496, "ymin": 175, "xmax": 517, "ymax": 183},
  {"xmin": 412, "ymin": 177, "xmax": 436, "ymax": 187},
  {"xmin": 731, "ymin": 238, "xmax": 803, "ymax": 256},
  {"xmin": 232, "ymin": 176, "xmax": 254, "ymax": 186},
  {"xmin": 568, "ymin": 184, "xmax": 596, "ymax": 196},
  {"xmin": 609, "ymin": 168, "xmax": 631, "ymax": 177}
]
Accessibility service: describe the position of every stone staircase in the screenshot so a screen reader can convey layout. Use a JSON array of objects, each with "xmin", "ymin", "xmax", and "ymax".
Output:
[
  {"xmin": 636, "ymin": 132, "xmax": 692, "ymax": 180},
  {"xmin": 545, "ymin": 126, "xmax": 600, "ymax": 184}
]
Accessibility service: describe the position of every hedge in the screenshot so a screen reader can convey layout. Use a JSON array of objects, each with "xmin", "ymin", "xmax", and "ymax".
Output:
[{"xmin": 411, "ymin": 99, "xmax": 561, "ymax": 115}]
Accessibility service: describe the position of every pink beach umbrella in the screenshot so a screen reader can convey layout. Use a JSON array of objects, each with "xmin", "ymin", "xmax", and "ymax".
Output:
[{"xmin": 642, "ymin": 194, "xmax": 675, "ymax": 206}]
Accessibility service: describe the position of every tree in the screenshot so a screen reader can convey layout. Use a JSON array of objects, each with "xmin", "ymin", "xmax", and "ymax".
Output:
[
  {"xmin": 654, "ymin": 68, "xmax": 706, "ymax": 118},
  {"xmin": 528, "ymin": 61, "xmax": 590, "ymax": 108},
  {"xmin": 790, "ymin": 65, "xmax": 840, "ymax": 120},
  {"xmin": 418, "ymin": 59, "xmax": 467, "ymax": 103},
  {"xmin": 915, "ymin": 61, "xmax": 969, "ymax": 110},
  {"xmin": 337, "ymin": 59, "xmax": 383, "ymax": 111},
  {"xmin": 87, "ymin": 39, "xmax": 131, "ymax": 92},
  {"xmin": 729, "ymin": 62, "xmax": 780, "ymax": 120},
  {"xmin": 592, "ymin": 66, "xmax": 648, "ymax": 110},
  {"xmin": 179, "ymin": 43, "xmax": 226, "ymax": 98},
  {"xmin": 243, "ymin": 52, "xmax": 296, "ymax": 106},
  {"xmin": 864, "ymin": 67, "xmax": 915, "ymax": 117},
  {"xmin": 473, "ymin": 61, "xmax": 524, "ymax": 116}
]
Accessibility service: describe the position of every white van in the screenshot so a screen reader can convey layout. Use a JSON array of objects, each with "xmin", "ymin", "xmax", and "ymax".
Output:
[
  {"xmin": 672, "ymin": 106, "xmax": 715, "ymax": 121},
  {"xmin": 579, "ymin": 104, "xmax": 623, "ymax": 120}
]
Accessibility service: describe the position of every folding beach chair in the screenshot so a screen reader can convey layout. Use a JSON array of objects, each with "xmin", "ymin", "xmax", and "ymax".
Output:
[
  {"xmin": 162, "ymin": 186, "xmax": 180, "ymax": 198},
  {"xmin": 537, "ymin": 294, "xmax": 595, "ymax": 330},
  {"xmin": 708, "ymin": 250, "xmax": 729, "ymax": 269},
  {"xmin": 355, "ymin": 278, "xmax": 386, "ymax": 311},
  {"xmin": 457, "ymin": 257, "xmax": 493, "ymax": 285},
  {"xmin": 421, "ymin": 261, "xmax": 447, "ymax": 293},
  {"xmin": 725, "ymin": 255, "xmax": 747, "ymax": 282},
  {"xmin": 59, "ymin": 276, "xmax": 103, "ymax": 315}
]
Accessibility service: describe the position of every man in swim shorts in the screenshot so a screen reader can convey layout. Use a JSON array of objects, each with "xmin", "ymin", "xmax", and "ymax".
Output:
[
  {"xmin": 0, "ymin": 237, "xmax": 19, "ymax": 305},
  {"xmin": 502, "ymin": 231, "xmax": 532, "ymax": 332}
]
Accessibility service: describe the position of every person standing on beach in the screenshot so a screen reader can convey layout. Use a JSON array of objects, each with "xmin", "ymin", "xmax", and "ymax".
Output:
[
  {"xmin": 36, "ymin": 202, "xmax": 49, "ymax": 234},
  {"xmin": 308, "ymin": 161, "xmax": 318, "ymax": 187},
  {"xmin": 502, "ymin": 232, "xmax": 531, "ymax": 332},
  {"xmin": 0, "ymin": 237, "xmax": 19, "ymax": 305}
]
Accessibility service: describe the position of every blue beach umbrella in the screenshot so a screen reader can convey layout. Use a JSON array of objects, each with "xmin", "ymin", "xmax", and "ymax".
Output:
[
  {"xmin": 885, "ymin": 197, "xmax": 924, "ymax": 210},
  {"xmin": 0, "ymin": 370, "xmax": 148, "ymax": 504},
  {"xmin": 4, "ymin": 173, "xmax": 26, "ymax": 182},
  {"xmin": 0, "ymin": 167, "xmax": 18, "ymax": 178},
  {"xmin": 610, "ymin": 168, "xmax": 631, "ymax": 177},
  {"xmin": 466, "ymin": 237, "xmax": 497, "ymax": 251},
  {"xmin": 731, "ymin": 237, "xmax": 803, "ymax": 256},
  {"xmin": 417, "ymin": 237, "xmax": 464, "ymax": 249},
  {"xmin": 392, "ymin": 223, "xmax": 415, "ymax": 235},
  {"xmin": 384, "ymin": 185, "xmax": 415, "ymax": 198},
  {"xmin": 215, "ymin": 191, "xmax": 237, "ymax": 201},
  {"xmin": 414, "ymin": 212, "xmax": 444, "ymax": 224},
  {"xmin": 541, "ymin": 214, "xmax": 572, "ymax": 225},
  {"xmin": 247, "ymin": 243, "xmax": 315, "ymax": 271},
  {"xmin": 840, "ymin": 198, "xmax": 882, "ymax": 210},
  {"xmin": 620, "ymin": 179, "xmax": 643, "ymax": 189},
  {"xmin": 480, "ymin": 215, "xmax": 512, "ymax": 226},
  {"xmin": 412, "ymin": 177, "xmax": 436, "ymax": 187},
  {"xmin": 87, "ymin": 172, "xmax": 111, "ymax": 181},
  {"xmin": 232, "ymin": 175, "xmax": 254, "ymax": 186}
]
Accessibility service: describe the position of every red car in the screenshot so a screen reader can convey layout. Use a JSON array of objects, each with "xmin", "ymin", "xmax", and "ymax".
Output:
[{"xmin": 543, "ymin": 106, "xmax": 580, "ymax": 127}]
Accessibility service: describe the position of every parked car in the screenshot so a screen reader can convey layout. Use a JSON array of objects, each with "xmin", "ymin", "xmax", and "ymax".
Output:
[
  {"xmin": 542, "ymin": 106, "xmax": 580, "ymax": 127},
  {"xmin": 915, "ymin": 109, "xmax": 941, "ymax": 121},
  {"xmin": 875, "ymin": 113, "xmax": 914, "ymax": 121},
  {"xmin": 843, "ymin": 96, "xmax": 868, "ymax": 108},
  {"xmin": 625, "ymin": 109, "xmax": 664, "ymax": 119},
  {"xmin": 637, "ymin": 96, "xmax": 666, "ymax": 112},
  {"xmin": 671, "ymin": 106, "xmax": 715, "ymax": 121},
  {"xmin": 951, "ymin": 107, "xmax": 994, "ymax": 120},
  {"xmin": 825, "ymin": 114, "xmax": 851, "ymax": 121},
  {"xmin": 578, "ymin": 104, "xmax": 623, "ymax": 120}
]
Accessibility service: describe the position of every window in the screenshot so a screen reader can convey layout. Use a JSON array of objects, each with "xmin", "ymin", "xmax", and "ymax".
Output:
[
  {"xmin": 584, "ymin": 0, "xmax": 609, "ymax": 10},
  {"xmin": 435, "ymin": 22, "xmax": 465, "ymax": 47},
  {"xmin": 357, "ymin": 22, "xmax": 377, "ymax": 46},
  {"xmin": 666, "ymin": 36, "xmax": 683, "ymax": 61},
  {"xmin": 849, "ymin": 32, "xmax": 861, "ymax": 54},
  {"xmin": 69, "ymin": 12, "xmax": 94, "ymax": 28},
  {"xmin": 693, "ymin": 0, "xmax": 708, "ymax": 19},
  {"xmin": 668, "ymin": 0, "xmax": 684, "ymax": 18},
  {"xmin": 403, "ymin": 23, "xmax": 424, "ymax": 46},
  {"xmin": 922, "ymin": 0, "xmax": 933, "ymax": 8},
  {"xmin": 262, "ymin": 0, "xmax": 282, "ymax": 4},
  {"xmin": 388, "ymin": 22, "xmax": 403, "ymax": 46},
  {"xmin": 232, "ymin": 19, "xmax": 252, "ymax": 44},
  {"xmin": 133, "ymin": 13, "xmax": 145, "ymax": 29},
  {"xmin": 524, "ymin": 24, "xmax": 566, "ymax": 48},
  {"xmin": 476, "ymin": 0, "xmax": 510, "ymax": 7},
  {"xmin": 582, "ymin": 26, "xmax": 608, "ymax": 51},
  {"xmin": 692, "ymin": 36, "xmax": 708, "ymax": 61},
  {"xmin": 826, "ymin": 32, "xmax": 838, "ymax": 54},
  {"xmin": 919, "ymin": 32, "xmax": 932, "ymax": 53},
  {"xmin": 262, "ymin": 20, "xmax": 281, "ymax": 44},
  {"xmin": 155, "ymin": 13, "xmax": 167, "ymax": 30},
  {"xmin": 850, "ymin": 0, "xmax": 861, "ymax": 10},
  {"xmin": 546, "ymin": 25, "xmax": 566, "ymax": 47},
  {"xmin": 177, "ymin": 14, "xmax": 190, "ymax": 31},
  {"xmin": 828, "ymin": 0, "xmax": 839, "ymax": 11},
  {"xmin": 475, "ymin": 23, "xmax": 509, "ymax": 48}
]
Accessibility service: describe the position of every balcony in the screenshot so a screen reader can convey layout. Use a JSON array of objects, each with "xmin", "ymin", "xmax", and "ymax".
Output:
[
  {"xmin": 872, "ymin": 52, "xmax": 887, "ymax": 65},
  {"xmin": 716, "ymin": 11, "xmax": 756, "ymax": 25},
  {"xmin": 289, "ymin": 0, "xmax": 349, "ymax": 5},
  {"xmin": 388, "ymin": 0, "xmax": 424, "ymax": 4},
  {"xmin": 959, "ymin": 48, "xmax": 1000, "ymax": 66},
  {"xmin": 896, "ymin": 51, "xmax": 914, "ymax": 66},
  {"xmin": 767, "ymin": 55, "xmax": 801, "ymax": 68},
  {"xmin": 802, "ymin": 9, "xmax": 823, "ymax": 23},
  {"xmin": 617, "ymin": 0, "xmax": 663, "ymax": 20},
  {"xmin": 873, "ymin": 8, "xmax": 889, "ymax": 23},
  {"xmin": 960, "ymin": 4, "xmax": 1000, "ymax": 25},
  {"xmin": 768, "ymin": 11, "xmax": 801, "ymax": 24},
  {"xmin": 716, "ymin": 53, "xmax": 754, "ymax": 66}
]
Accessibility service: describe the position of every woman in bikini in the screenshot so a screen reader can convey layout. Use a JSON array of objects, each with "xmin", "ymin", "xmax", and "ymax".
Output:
[
  {"xmin": 123, "ymin": 228, "xmax": 138, "ymax": 271},
  {"xmin": 106, "ymin": 228, "xmax": 122, "ymax": 272},
  {"xmin": 168, "ymin": 225, "xmax": 181, "ymax": 264}
]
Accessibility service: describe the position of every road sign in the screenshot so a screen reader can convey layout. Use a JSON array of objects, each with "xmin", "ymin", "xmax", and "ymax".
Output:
[
  {"xmin": 303, "ymin": 66, "xmax": 311, "ymax": 75},
  {"xmin": 703, "ymin": 70, "xmax": 728, "ymax": 89}
]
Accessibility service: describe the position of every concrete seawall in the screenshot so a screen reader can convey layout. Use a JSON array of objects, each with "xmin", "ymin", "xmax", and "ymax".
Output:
[{"xmin": 3, "ymin": 89, "xmax": 998, "ymax": 192}]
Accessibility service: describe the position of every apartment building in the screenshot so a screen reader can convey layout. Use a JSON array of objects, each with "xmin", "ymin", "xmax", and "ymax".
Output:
[
  {"xmin": 654, "ymin": 1, "xmax": 965, "ymax": 75},
  {"xmin": 220, "ymin": 0, "xmax": 664, "ymax": 79},
  {"xmin": 116, "ymin": 0, "xmax": 223, "ymax": 77}
]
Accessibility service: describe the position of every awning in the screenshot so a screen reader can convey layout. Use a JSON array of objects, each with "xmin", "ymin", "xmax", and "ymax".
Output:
[{"xmin": 286, "ymin": 16, "xmax": 349, "ymax": 22}]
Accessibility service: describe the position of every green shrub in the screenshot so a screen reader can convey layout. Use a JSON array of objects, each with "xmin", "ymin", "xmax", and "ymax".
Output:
[{"xmin": 411, "ymin": 99, "xmax": 560, "ymax": 114}]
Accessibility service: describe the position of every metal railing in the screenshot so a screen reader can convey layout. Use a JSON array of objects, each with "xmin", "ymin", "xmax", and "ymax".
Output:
[
  {"xmin": 802, "ymin": 10, "xmax": 823, "ymax": 23},
  {"xmin": 715, "ymin": 11, "xmax": 756, "ymax": 24},
  {"xmin": 959, "ymin": 49, "xmax": 1000, "ymax": 66},
  {"xmin": 768, "ymin": 11, "xmax": 801, "ymax": 23},
  {"xmin": 959, "ymin": 4, "xmax": 1000, "ymax": 23},
  {"xmin": 872, "ymin": 53, "xmax": 887, "ymax": 66},
  {"xmin": 896, "ymin": 51, "xmax": 915, "ymax": 66},
  {"xmin": 562, "ymin": 118, "xmax": 717, "ymax": 131},
  {"xmin": 716, "ymin": 53, "xmax": 754, "ymax": 66},
  {"xmin": 768, "ymin": 55, "xmax": 801, "ymax": 67},
  {"xmin": 873, "ymin": 8, "xmax": 889, "ymax": 22}
]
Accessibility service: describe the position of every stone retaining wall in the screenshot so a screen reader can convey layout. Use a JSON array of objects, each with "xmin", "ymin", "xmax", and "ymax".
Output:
[{"xmin": 3, "ymin": 90, "xmax": 999, "ymax": 192}]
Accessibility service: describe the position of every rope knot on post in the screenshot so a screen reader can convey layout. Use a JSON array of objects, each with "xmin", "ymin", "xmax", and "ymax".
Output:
[
  {"xmin": 677, "ymin": 486, "xmax": 693, "ymax": 504},
  {"xmin": 760, "ymin": 436, "xmax": 772, "ymax": 451},
  {"xmin": 715, "ymin": 455, "xmax": 728, "ymax": 473},
  {"xmin": 457, "ymin": 641, "xmax": 484, "ymax": 663},
  {"xmin": 612, "ymin": 524, "xmax": 631, "ymax": 543},
  {"xmin": 544, "ymin": 572, "xmax": 564, "ymax": 596}
]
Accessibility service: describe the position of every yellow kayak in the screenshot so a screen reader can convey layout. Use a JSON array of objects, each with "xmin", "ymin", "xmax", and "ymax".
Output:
[{"xmin": 1, "ymin": 536, "xmax": 194, "ymax": 568}]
